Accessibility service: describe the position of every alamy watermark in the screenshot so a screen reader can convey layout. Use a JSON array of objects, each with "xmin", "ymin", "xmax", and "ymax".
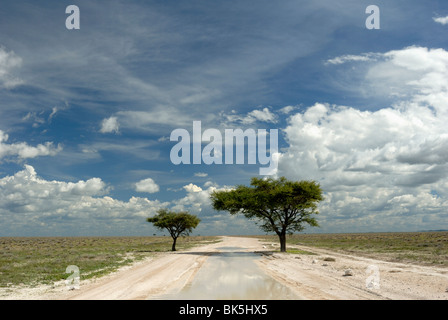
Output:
[
  {"xmin": 170, "ymin": 121, "xmax": 279, "ymax": 175},
  {"xmin": 366, "ymin": 264, "xmax": 380, "ymax": 290},
  {"xmin": 65, "ymin": 265, "xmax": 80, "ymax": 290},
  {"xmin": 65, "ymin": 5, "xmax": 80, "ymax": 30},
  {"xmin": 64, "ymin": 5, "xmax": 379, "ymax": 31}
]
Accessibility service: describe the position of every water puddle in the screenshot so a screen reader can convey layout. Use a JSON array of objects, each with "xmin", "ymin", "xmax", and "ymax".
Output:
[{"xmin": 161, "ymin": 246, "xmax": 301, "ymax": 300}]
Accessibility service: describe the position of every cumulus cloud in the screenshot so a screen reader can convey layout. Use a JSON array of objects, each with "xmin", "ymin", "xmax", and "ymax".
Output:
[
  {"xmin": 172, "ymin": 182, "xmax": 233, "ymax": 213},
  {"xmin": 183, "ymin": 183, "xmax": 203, "ymax": 193},
  {"xmin": 100, "ymin": 116, "xmax": 120, "ymax": 134},
  {"xmin": 168, "ymin": 181, "xmax": 272, "ymax": 235},
  {"xmin": 0, "ymin": 165, "xmax": 169, "ymax": 234},
  {"xmin": 0, "ymin": 47, "xmax": 23, "ymax": 88},
  {"xmin": 0, "ymin": 167, "xmax": 241, "ymax": 235},
  {"xmin": 0, "ymin": 130, "xmax": 62, "ymax": 160},
  {"xmin": 135, "ymin": 177, "xmax": 160, "ymax": 193},
  {"xmin": 279, "ymin": 46, "xmax": 448, "ymax": 232},
  {"xmin": 281, "ymin": 102, "xmax": 448, "ymax": 185},
  {"xmin": 366, "ymin": 47, "xmax": 448, "ymax": 101},
  {"xmin": 280, "ymin": 103, "xmax": 448, "ymax": 231},
  {"xmin": 328, "ymin": 46, "xmax": 448, "ymax": 106},
  {"xmin": 0, "ymin": 165, "xmax": 107, "ymax": 202}
]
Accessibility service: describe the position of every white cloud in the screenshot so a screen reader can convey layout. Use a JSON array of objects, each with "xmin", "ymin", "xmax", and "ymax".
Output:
[
  {"xmin": 0, "ymin": 165, "xmax": 107, "ymax": 198},
  {"xmin": 116, "ymin": 108, "xmax": 192, "ymax": 133},
  {"xmin": 194, "ymin": 172, "xmax": 208, "ymax": 177},
  {"xmin": 279, "ymin": 105, "xmax": 296, "ymax": 114},
  {"xmin": 157, "ymin": 136, "xmax": 169, "ymax": 142},
  {"xmin": 23, "ymin": 105, "xmax": 67, "ymax": 128},
  {"xmin": 183, "ymin": 183, "xmax": 203, "ymax": 193},
  {"xmin": 0, "ymin": 166, "xmax": 169, "ymax": 234},
  {"xmin": 135, "ymin": 178, "xmax": 160, "ymax": 193},
  {"xmin": 246, "ymin": 107, "xmax": 278, "ymax": 123},
  {"xmin": 100, "ymin": 116, "xmax": 120, "ymax": 134},
  {"xmin": 223, "ymin": 107, "xmax": 278, "ymax": 125},
  {"xmin": 325, "ymin": 53, "xmax": 378, "ymax": 65},
  {"xmin": 171, "ymin": 183, "xmax": 233, "ymax": 214},
  {"xmin": 336, "ymin": 46, "xmax": 448, "ymax": 108},
  {"xmin": 48, "ymin": 107, "xmax": 59, "ymax": 122},
  {"xmin": 0, "ymin": 47, "xmax": 23, "ymax": 88},
  {"xmin": 0, "ymin": 130, "xmax": 62, "ymax": 160},
  {"xmin": 280, "ymin": 102, "xmax": 448, "ymax": 231},
  {"xmin": 433, "ymin": 16, "xmax": 448, "ymax": 25},
  {"xmin": 281, "ymin": 102, "xmax": 448, "ymax": 185},
  {"xmin": 203, "ymin": 181, "xmax": 217, "ymax": 188},
  {"xmin": 22, "ymin": 112, "xmax": 46, "ymax": 128},
  {"xmin": 279, "ymin": 46, "xmax": 448, "ymax": 232},
  {"xmin": 166, "ymin": 181, "xmax": 265, "ymax": 235}
]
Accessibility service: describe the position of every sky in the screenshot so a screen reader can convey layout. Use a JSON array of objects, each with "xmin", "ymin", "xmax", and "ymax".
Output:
[{"xmin": 1, "ymin": 0, "xmax": 448, "ymax": 236}]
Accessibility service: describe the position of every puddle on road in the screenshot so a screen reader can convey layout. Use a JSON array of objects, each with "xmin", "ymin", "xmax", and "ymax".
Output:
[{"xmin": 160, "ymin": 246, "xmax": 301, "ymax": 300}]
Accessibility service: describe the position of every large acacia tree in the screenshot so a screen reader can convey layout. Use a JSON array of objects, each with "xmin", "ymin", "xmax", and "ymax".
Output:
[
  {"xmin": 147, "ymin": 209, "xmax": 200, "ymax": 251},
  {"xmin": 210, "ymin": 177, "xmax": 323, "ymax": 252}
]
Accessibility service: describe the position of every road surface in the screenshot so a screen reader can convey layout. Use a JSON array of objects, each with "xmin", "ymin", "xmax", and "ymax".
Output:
[{"xmin": 56, "ymin": 236, "xmax": 448, "ymax": 300}]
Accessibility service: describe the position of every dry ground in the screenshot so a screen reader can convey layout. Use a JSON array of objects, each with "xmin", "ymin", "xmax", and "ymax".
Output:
[{"xmin": 1, "ymin": 236, "xmax": 447, "ymax": 300}]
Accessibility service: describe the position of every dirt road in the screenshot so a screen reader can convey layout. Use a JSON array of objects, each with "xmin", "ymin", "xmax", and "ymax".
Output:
[
  {"xmin": 257, "ymin": 241, "xmax": 448, "ymax": 300},
  {"xmin": 3, "ymin": 236, "xmax": 448, "ymax": 300},
  {"xmin": 61, "ymin": 236, "xmax": 266, "ymax": 300},
  {"xmin": 63, "ymin": 236, "xmax": 448, "ymax": 300}
]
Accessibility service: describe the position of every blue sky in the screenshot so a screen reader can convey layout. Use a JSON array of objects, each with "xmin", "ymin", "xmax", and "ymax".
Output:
[{"xmin": 1, "ymin": 0, "xmax": 448, "ymax": 236}]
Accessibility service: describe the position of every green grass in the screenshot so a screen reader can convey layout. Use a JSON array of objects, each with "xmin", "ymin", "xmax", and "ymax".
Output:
[
  {"xmin": 0, "ymin": 236, "xmax": 220, "ymax": 288},
  {"xmin": 285, "ymin": 249, "xmax": 316, "ymax": 255},
  {"xmin": 256, "ymin": 231, "xmax": 448, "ymax": 266}
]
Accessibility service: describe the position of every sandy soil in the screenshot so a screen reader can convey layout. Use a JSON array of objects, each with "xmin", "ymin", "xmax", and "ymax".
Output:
[
  {"xmin": 256, "ymin": 240, "xmax": 448, "ymax": 300},
  {"xmin": 1, "ymin": 236, "xmax": 447, "ymax": 300}
]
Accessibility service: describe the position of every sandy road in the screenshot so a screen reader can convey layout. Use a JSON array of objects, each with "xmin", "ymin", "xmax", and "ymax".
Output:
[
  {"xmin": 256, "ymin": 242, "xmax": 448, "ymax": 300},
  {"xmin": 3, "ymin": 236, "xmax": 447, "ymax": 300},
  {"xmin": 60, "ymin": 238, "xmax": 228, "ymax": 300},
  {"xmin": 62, "ymin": 236, "xmax": 448, "ymax": 300}
]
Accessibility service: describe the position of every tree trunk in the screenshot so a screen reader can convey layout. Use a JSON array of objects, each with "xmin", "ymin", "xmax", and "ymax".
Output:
[
  {"xmin": 172, "ymin": 237, "xmax": 177, "ymax": 251},
  {"xmin": 278, "ymin": 232, "xmax": 287, "ymax": 252}
]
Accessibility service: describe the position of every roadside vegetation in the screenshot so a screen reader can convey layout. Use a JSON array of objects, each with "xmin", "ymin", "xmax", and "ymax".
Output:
[
  {"xmin": 257, "ymin": 232, "xmax": 448, "ymax": 266},
  {"xmin": 0, "ymin": 236, "xmax": 219, "ymax": 287}
]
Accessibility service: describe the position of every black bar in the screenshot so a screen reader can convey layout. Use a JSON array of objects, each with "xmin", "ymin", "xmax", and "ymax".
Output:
[{"xmin": 1, "ymin": 299, "xmax": 445, "ymax": 319}]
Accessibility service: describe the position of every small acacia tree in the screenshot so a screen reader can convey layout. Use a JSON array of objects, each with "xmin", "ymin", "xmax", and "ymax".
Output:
[
  {"xmin": 210, "ymin": 177, "xmax": 323, "ymax": 252},
  {"xmin": 147, "ymin": 209, "xmax": 200, "ymax": 251}
]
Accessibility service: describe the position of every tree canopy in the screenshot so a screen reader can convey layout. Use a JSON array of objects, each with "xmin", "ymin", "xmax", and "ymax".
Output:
[
  {"xmin": 210, "ymin": 177, "xmax": 323, "ymax": 252},
  {"xmin": 147, "ymin": 209, "xmax": 200, "ymax": 251}
]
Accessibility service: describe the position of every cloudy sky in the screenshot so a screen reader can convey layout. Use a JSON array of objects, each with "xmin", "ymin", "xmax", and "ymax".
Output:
[{"xmin": 1, "ymin": 0, "xmax": 448, "ymax": 236}]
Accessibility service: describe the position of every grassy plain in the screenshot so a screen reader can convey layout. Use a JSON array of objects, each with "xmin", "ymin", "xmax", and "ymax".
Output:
[
  {"xmin": 257, "ymin": 231, "xmax": 448, "ymax": 266},
  {"xmin": 2, "ymin": 232, "xmax": 447, "ymax": 288},
  {"xmin": 0, "ymin": 236, "xmax": 219, "ymax": 287}
]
